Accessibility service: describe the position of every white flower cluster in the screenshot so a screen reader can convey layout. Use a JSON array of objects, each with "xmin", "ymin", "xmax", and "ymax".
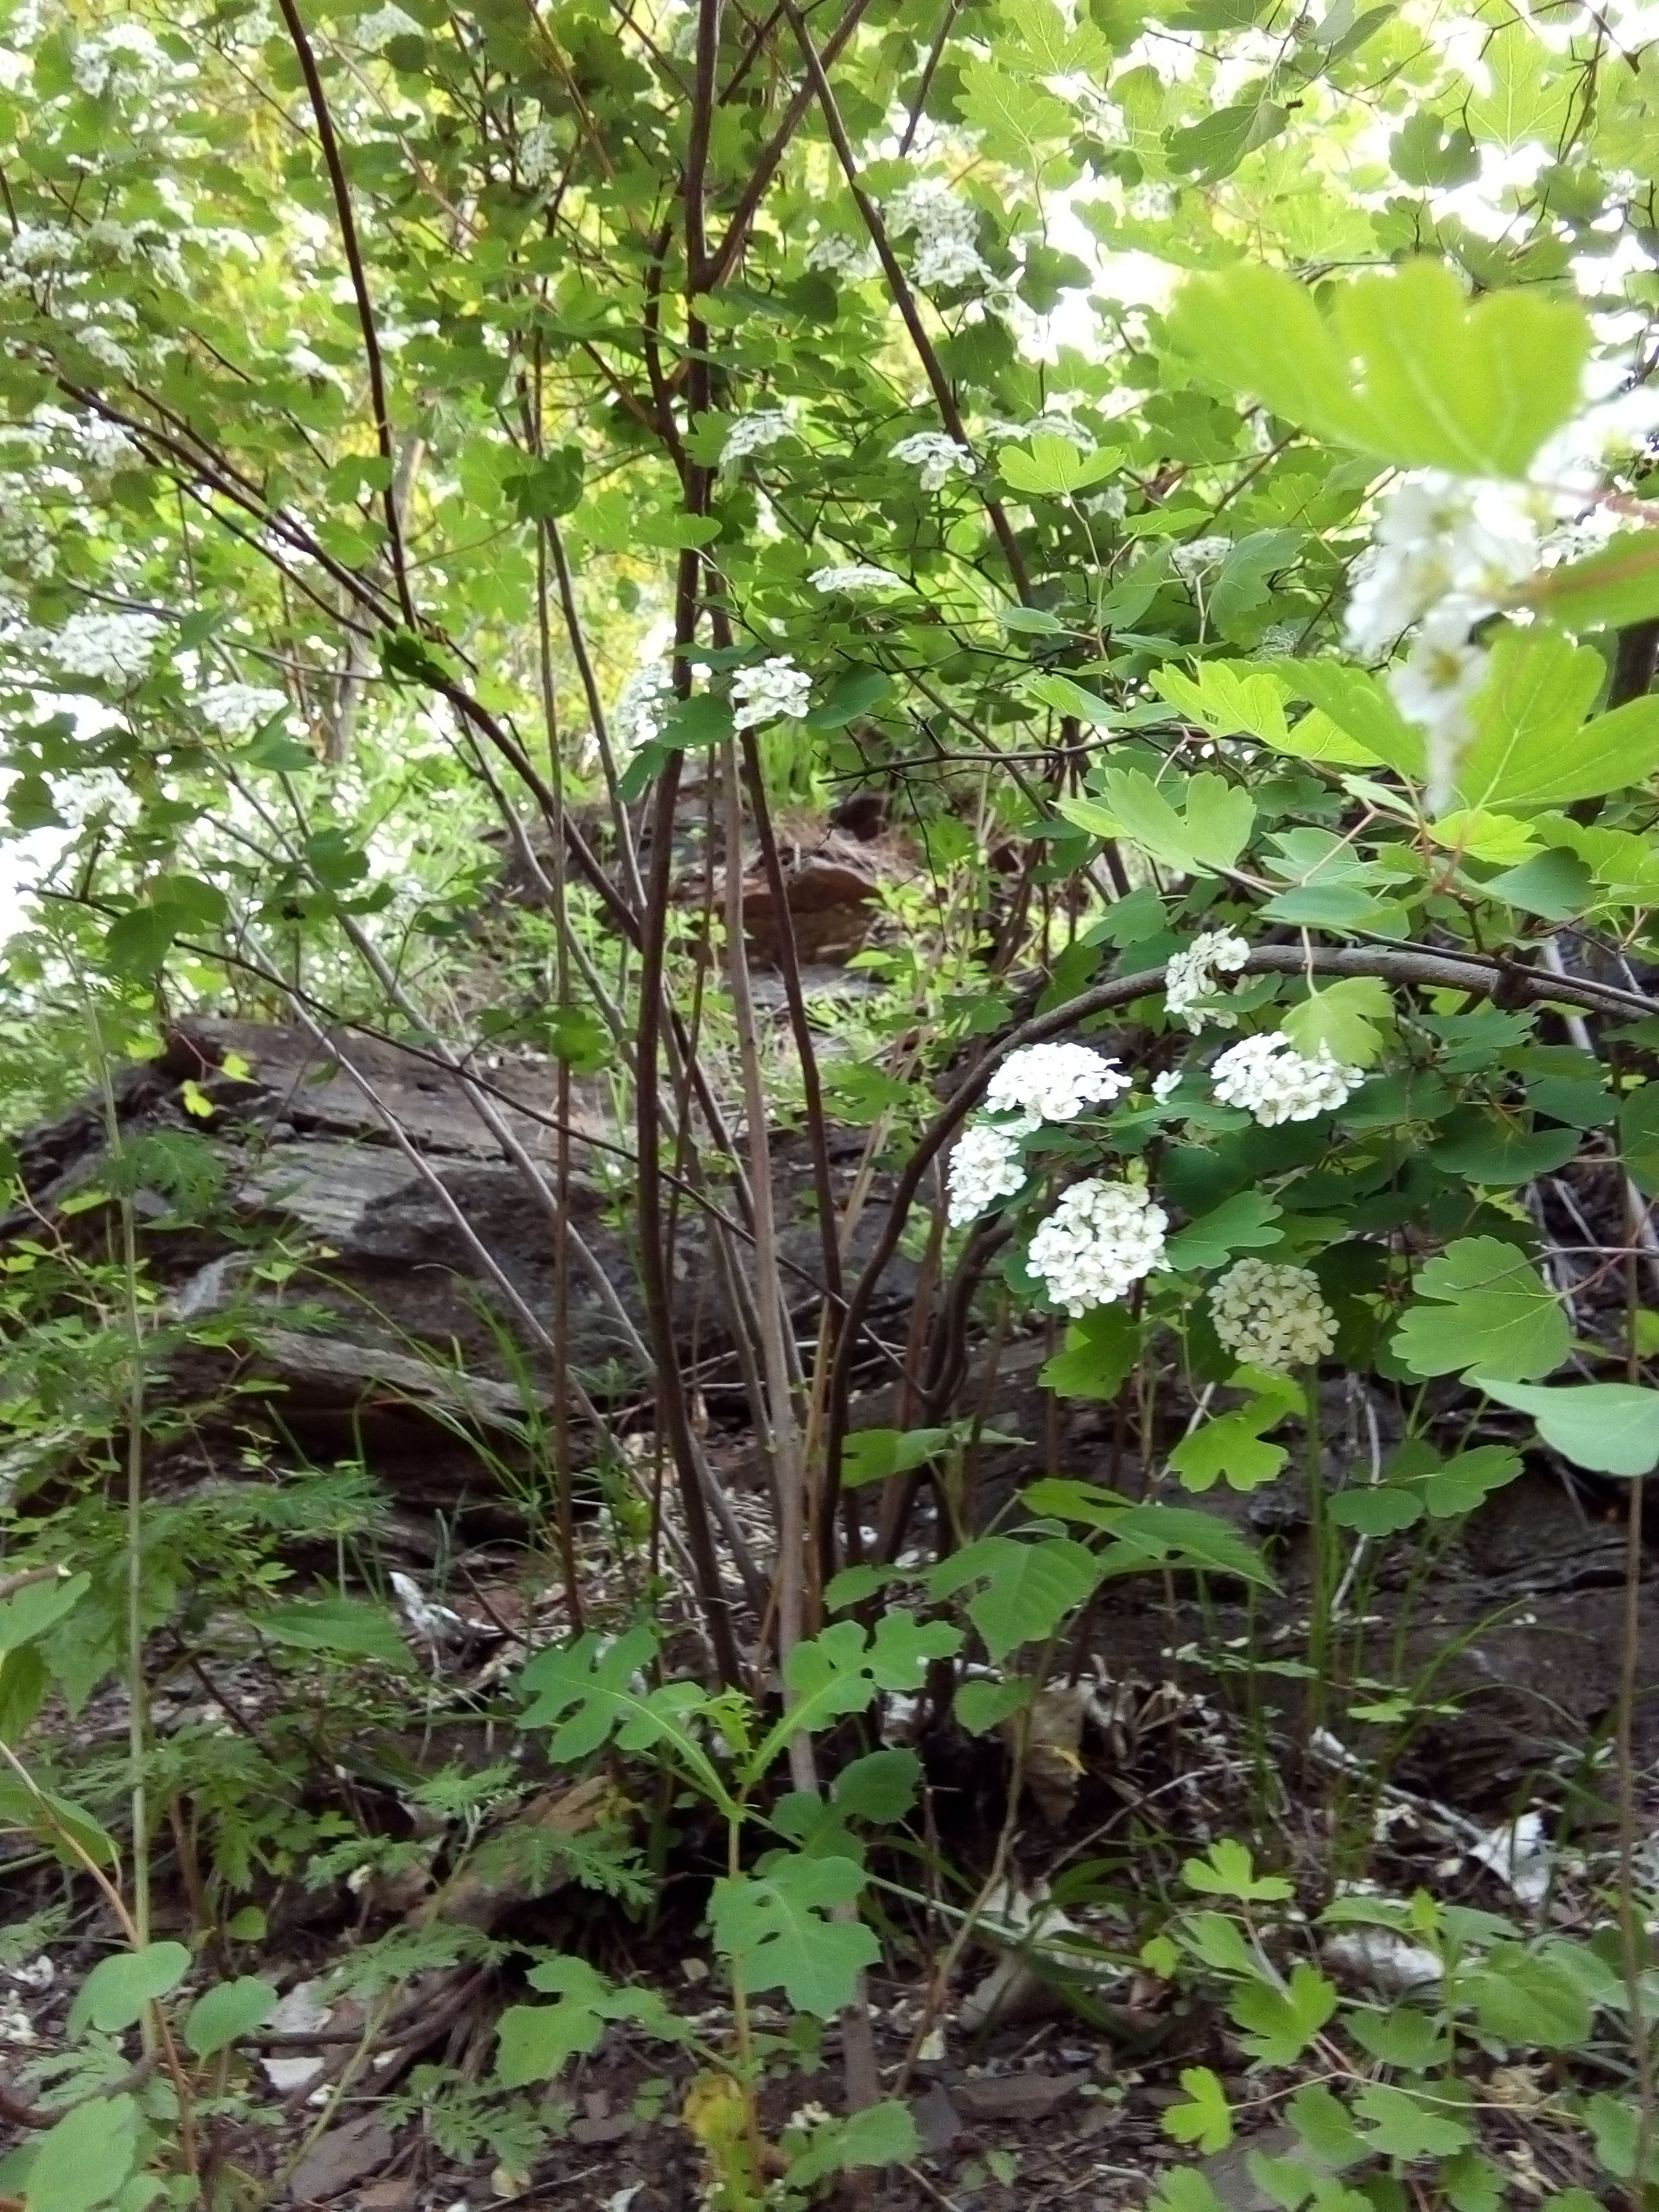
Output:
[
  {"xmin": 46, "ymin": 607, "xmax": 163, "ymax": 683},
  {"xmin": 731, "ymin": 654, "xmax": 811, "ymax": 731},
  {"xmin": 519, "ymin": 119, "xmax": 558, "ymax": 187},
  {"xmin": 1028, "ymin": 1178, "xmax": 1168, "ymax": 1316},
  {"xmin": 1210, "ymin": 1258, "xmax": 1337, "ymax": 1372},
  {"xmin": 890, "ymin": 432, "xmax": 977, "ymax": 491},
  {"xmin": 197, "ymin": 681, "xmax": 287, "ymax": 735},
  {"xmin": 984, "ymin": 1042, "xmax": 1129, "ymax": 1131},
  {"xmin": 720, "ymin": 411, "xmax": 793, "ymax": 467},
  {"xmin": 947, "ymin": 1122, "xmax": 1027, "ymax": 1228},
  {"xmin": 1210, "ymin": 1031, "xmax": 1363, "ymax": 1126},
  {"xmin": 885, "ymin": 178, "xmax": 989, "ymax": 290},
  {"xmin": 72, "ymin": 21, "xmax": 167, "ymax": 99},
  {"xmin": 984, "ymin": 410, "xmax": 1094, "ymax": 449},
  {"xmin": 810, "ymin": 562, "xmax": 905, "ymax": 594},
  {"xmin": 1166, "ymin": 928, "xmax": 1250, "ymax": 1033},
  {"xmin": 805, "ymin": 233, "xmax": 880, "ymax": 280},
  {"xmin": 611, "ymin": 660, "xmax": 672, "ymax": 756}
]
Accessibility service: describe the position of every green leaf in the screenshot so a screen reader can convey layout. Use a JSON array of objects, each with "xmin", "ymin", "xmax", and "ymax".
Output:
[
  {"xmin": 787, "ymin": 2099, "xmax": 920, "ymax": 2187},
  {"xmin": 1038, "ymin": 1305, "xmax": 1139, "ymax": 1398},
  {"xmin": 1107, "ymin": 1502, "xmax": 1277, "ymax": 1587},
  {"xmin": 840, "ymin": 1427, "xmax": 952, "ymax": 1489},
  {"xmin": 1428, "ymin": 1107, "xmax": 1581, "ymax": 1185},
  {"xmin": 954, "ymin": 1676, "xmax": 1033, "ymax": 1735},
  {"xmin": 1154, "ymin": 661, "xmax": 1379, "ymax": 768},
  {"xmin": 520, "ymin": 1625, "xmax": 719, "ymax": 1788},
  {"xmin": 1148, "ymin": 2173, "xmax": 1228, "ymax": 2212},
  {"xmin": 1279, "ymin": 979, "xmax": 1391, "ymax": 1069},
  {"xmin": 999, "ymin": 434, "xmax": 1118, "ymax": 497},
  {"xmin": 928, "ymin": 1536, "xmax": 1100, "ymax": 1662},
  {"xmin": 495, "ymin": 1957, "xmax": 681, "ymax": 2087},
  {"xmin": 545, "ymin": 1004, "xmax": 611, "ymax": 1073},
  {"xmin": 1620, "ymin": 1083, "xmax": 1659, "ymax": 1197},
  {"xmin": 1391, "ymin": 1237, "xmax": 1568, "ymax": 1380},
  {"xmin": 806, "ymin": 668, "xmax": 891, "ymax": 729},
  {"xmin": 1163, "ymin": 2066, "xmax": 1233, "ymax": 2153},
  {"xmin": 832, "ymin": 1749, "xmax": 920, "ymax": 1824},
  {"xmin": 261, "ymin": 1597, "xmax": 413, "ymax": 1671},
  {"xmin": 1485, "ymin": 846, "xmax": 1595, "ymax": 920},
  {"xmin": 24, "ymin": 2097, "xmax": 139, "ymax": 2212},
  {"xmin": 1170, "ymin": 260, "xmax": 1588, "ymax": 476},
  {"xmin": 1165, "ymin": 1191, "xmax": 1284, "ymax": 1271},
  {"xmin": 710, "ymin": 1853, "xmax": 878, "ymax": 2017},
  {"xmin": 1454, "ymin": 626, "xmax": 1645, "ymax": 812},
  {"xmin": 68, "ymin": 1943, "xmax": 192, "ymax": 2036},
  {"xmin": 1285, "ymin": 2083, "xmax": 1368, "ymax": 2169},
  {"xmin": 0, "ymin": 1574, "xmax": 88, "ymax": 1654},
  {"xmin": 1229, "ymin": 1962, "xmax": 1339, "ymax": 2065},
  {"xmin": 1263, "ymin": 659, "xmax": 1425, "ymax": 778},
  {"xmin": 1473, "ymin": 1377, "xmax": 1659, "ymax": 1475},
  {"xmin": 1351, "ymin": 2083, "xmax": 1473, "ymax": 2159},
  {"xmin": 1465, "ymin": 1946, "xmax": 1591, "ymax": 2049},
  {"xmin": 183, "ymin": 1975, "xmax": 277, "ymax": 2058},
  {"xmin": 1168, "ymin": 1404, "xmax": 1289, "ymax": 1492},
  {"xmin": 1166, "ymin": 98, "xmax": 1287, "ymax": 180},
  {"xmin": 1100, "ymin": 766, "xmax": 1254, "ymax": 875},
  {"xmin": 1521, "ymin": 527, "xmax": 1659, "ymax": 632},
  {"xmin": 1183, "ymin": 1837, "xmax": 1294, "ymax": 1900}
]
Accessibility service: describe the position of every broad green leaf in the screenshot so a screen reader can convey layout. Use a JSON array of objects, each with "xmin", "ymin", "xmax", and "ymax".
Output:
[
  {"xmin": 520, "ymin": 1625, "xmax": 722, "ymax": 1793},
  {"xmin": 1168, "ymin": 1404, "xmax": 1289, "ymax": 1492},
  {"xmin": 1465, "ymin": 1946, "xmax": 1590, "ymax": 2049},
  {"xmin": 954, "ymin": 1676, "xmax": 1034, "ymax": 1734},
  {"xmin": 1166, "ymin": 98, "xmax": 1288, "ymax": 180},
  {"xmin": 832, "ymin": 1749, "xmax": 920, "ymax": 1824},
  {"xmin": 1428, "ymin": 1107, "xmax": 1581, "ymax": 1185},
  {"xmin": 1039, "ymin": 1305, "xmax": 1139, "ymax": 1398},
  {"xmin": 787, "ymin": 2099, "xmax": 920, "ymax": 2187},
  {"xmin": 1622, "ymin": 1083, "xmax": 1659, "ymax": 1197},
  {"xmin": 24, "ymin": 2097, "xmax": 139, "ymax": 2212},
  {"xmin": 840, "ymin": 1427, "xmax": 952, "ymax": 1489},
  {"xmin": 1286, "ymin": 2083, "xmax": 1369, "ymax": 2168},
  {"xmin": 183, "ymin": 1975, "xmax": 277, "ymax": 2058},
  {"xmin": 1156, "ymin": 660, "xmax": 1380, "ymax": 767},
  {"xmin": 1391, "ymin": 1237, "xmax": 1568, "ymax": 1380},
  {"xmin": 1170, "ymin": 261, "xmax": 1587, "ymax": 476},
  {"xmin": 261, "ymin": 1597, "xmax": 413, "ymax": 1671},
  {"xmin": 999, "ymin": 434, "xmax": 1118, "ymax": 496},
  {"xmin": 1148, "ymin": 2172, "xmax": 1229, "ymax": 2212},
  {"xmin": 806, "ymin": 668, "xmax": 891, "ymax": 729},
  {"xmin": 1454, "ymin": 626, "xmax": 1650, "ymax": 812},
  {"xmin": 495, "ymin": 1957, "xmax": 683, "ymax": 2087},
  {"xmin": 709, "ymin": 1853, "xmax": 877, "ymax": 2017},
  {"xmin": 1229, "ymin": 1963, "xmax": 1338, "ymax": 2064},
  {"xmin": 68, "ymin": 1943, "xmax": 191, "ymax": 2036},
  {"xmin": 1475, "ymin": 1377, "xmax": 1659, "ymax": 1475},
  {"xmin": 1162, "ymin": 2066, "xmax": 1233, "ymax": 2153},
  {"xmin": 929, "ymin": 1534, "xmax": 1101, "ymax": 1660},
  {"xmin": 1101, "ymin": 766, "xmax": 1254, "ymax": 875},
  {"xmin": 0, "ymin": 1574, "xmax": 88, "ymax": 1654},
  {"xmin": 1165, "ymin": 1191, "xmax": 1284, "ymax": 1270},
  {"xmin": 1106, "ymin": 1502, "xmax": 1277, "ymax": 1586},
  {"xmin": 1263, "ymin": 659, "xmax": 1425, "ymax": 777},
  {"xmin": 1521, "ymin": 527, "xmax": 1659, "ymax": 632},
  {"xmin": 1184, "ymin": 775, "xmax": 1257, "ymax": 871},
  {"xmin": 1351, "ymin": 2083, "xmax": 1473, "ymax": 2158},
  {"xmin": 1279, "ymin": 978, "xmax": 1392, "ymax": 1069},
  {"xmin": 1467, "ymin": 19, "xmax": 1575, "ymax": 149},
  {"xmin": 754, "ymin": 1614, "xmax": 962, "ymax": 1771}
]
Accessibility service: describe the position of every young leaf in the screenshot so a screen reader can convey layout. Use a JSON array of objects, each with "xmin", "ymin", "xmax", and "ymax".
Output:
[
  {"xmin": 928, "ymin": 1536, "xmax": 1101, "ymax": 1662},
  {"xmin": 1183, "ymin": 1837, "xmax": 1293, "ymax": 1901},
  {"xmin": 999, "ymin": 434, "xmax": 1118, "ymax": 497},
  {"xmin": 1391, "ymin": 1238, "xmax": 1568, "ymax": 1381},
  {"xmin": 954, "ymin": 1676, "xmax": 1034, "ymax": 1735},
  {"xmin": 68, "ymin": 1944, "xmax": 192, "ymax": 2037},
  {"xmin": 1229, "ymin": 1961, "xmax": 1339, "ymax": 2065},
  {"xmin": 1279, "ymin": 978, "xmax": 1391, "ymax": 1069},
  {"xmin": 261, "ymin": 1597, "xmax": 413, "ymax": 1671},
  {"xmin": 787, "ymin": 2099, "xmax": 921, "ymax": 2187},
  {"xmin": 1038, "ymin": 1305, "xmax": 1139, "ymax": 1399},
  {"xmin": 1164, "ymin": 1192, "xmax": 1284, "ymax": 1271},
  {"xmin": 709, "ymin": 1854, "xmax": 878, "ymax": 2018},
  {"xmin": 840, "ymin": 1427, "xmax": 952, "ymax": 1489},
  {"xmin": 1168, "ymin": 1405, "xmax": 1289, "ymax": 1492},
  {"xmin": 22, "ymin": 2095, "xmax": 138, "ymax": 2212},
  {"xmin": 1162, "ymin": 2066, "xmax": 1233, "ymax": 2153},
  {"xmin": 1351, "ymin": 2083, "xmax": 1473, "ymax": 2158},
  {"xmin": 183, "ymin": 1975, "xmax": 277, "ymax": 2059}
]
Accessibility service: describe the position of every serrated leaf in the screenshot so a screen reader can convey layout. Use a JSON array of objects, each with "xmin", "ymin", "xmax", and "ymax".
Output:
[
  {"xmin": 1039, "ymin": 1305, "xmax": 1139, "ymax": 1398},
  {"xmin": 1183, "ymin": 1837, "xmax": 1294, "ymax": 1900},
  {"xmin": 520, "ymin": 1626, "xmax": 720, "ymax": 1789},
  {"xmin": 1279, "ymin": 979, "xmax": 1391, "ymax": 1069},
  {"xmin": 999, "ymin": 434, "xmax": 1118, "ymax": 496},
  {"xmin": 1391, "ymin": 1237, "xmax": 1568, "ymax": 1381},
  {"xmin": 1428, "ymin": 1108, "xmax": 1581, "ymax": 1185},
  {"xmin": 787, "ymin": 2099, "xmax": 920, "ymax": 2187},
  {"xmin": 1465, "ymin": 1945, "xmax": 1590, "ymax": 2049},
  {"xmin": 1168, "ymin": 1407, "xmax": 1288, "ymax": 1492},
  {"xmin": 832, "ymin": 1749, "xmax": 920, "ymax": 1824},
  {"xmin": 1106, "ymin": 1502, "xmax": 1277, "ymax": 1587},
  {"xmin": 1351, "ymin": 2083, "xmax": 1473, "ymax": 2158},
  {"xmin": 840, "ymin": 1427, "xmax": 952, "ymax": 1489},
  {"xmin": 1521, "ymin": 527, "xmax": 1659, "ymax": 632},
  {"xmin": 1170, "ymin": 261, "xmax": 1588, "ymax": 477},
  {"xmin": 1453, "ymin": 626, "xmax": 1629, "ymax": 813},
  {"xmin": 710, "ymin": 1853, "xmax": 878, "ymax": 2017},
  {"xmin": 1165, "ymin": 1191, "xmax": 1284, "ymax": 1271},
  {"xmin": 1229, "ymin": 1962, "xmax": 1338, "ymax": 2065}
]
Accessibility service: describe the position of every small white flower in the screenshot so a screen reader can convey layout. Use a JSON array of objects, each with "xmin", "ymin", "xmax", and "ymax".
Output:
[
  {"xmin": 809, "ymin": 562, "xmax": 905, "ymax": 594},
  {"xmin": 1165, "ymin": 928, "xmax": 1251, "ymax": 1033},
  {"xmin": 197, "ymin": 680, "xmax": 287, "ymax": 735},
  {"xmin": 731, "ymin": 654, "xmax": 811, "ymax": 731},
  {"xmin": 1210, "ymin": 1031, "xmax": 1364, "ymax": 1126},
  {"xmin": 885, "ymin": 177, "xmax": 989, "ymax": 290},
  {"xmin": 806, "ymin": 233, "xmax": 880, "ymax": 279},
  {"xmin": 947, "ymin": 1122, "xmax": 1026, "ymax": 1227},
  {"xmin": 1028, "ymin": 1179, "xmax": 1168, "ymax": 1317},
  {"xmin": 1210, "ymin": 1258, "xmax": 1337, "ymax": 1372},
  {"xmin": 1151, "ymin": 1069, "xmax": 1183, "ymax": 1103},
  {"xmin": 47, "ymin": 607, "xmax": 163, "ymax": 683},
  {"xmin": 890, "ymin": 432, "xmax": 977, "ymax": 491},
  {"xmin": 72, "ymin": 20, "xmax": 166, "ymax": 98},
  {"xmin": 611, "ymin": 660, "xmax": 672, "ymax": 756},
  {"xmin": 720, "ymin": 411, "xmax": 794, "ymax": 467},
  {"xmin": 1387, "ymin": 622, "xmax": 1490, "ymax": 815},
  {"xmin": 1342, "ymin": 472, "xmax": 1541, "ymax": 660},
  {"xmin": 983, "ymin": 1042, "xmax": 1129, "ymax": 1132}
]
